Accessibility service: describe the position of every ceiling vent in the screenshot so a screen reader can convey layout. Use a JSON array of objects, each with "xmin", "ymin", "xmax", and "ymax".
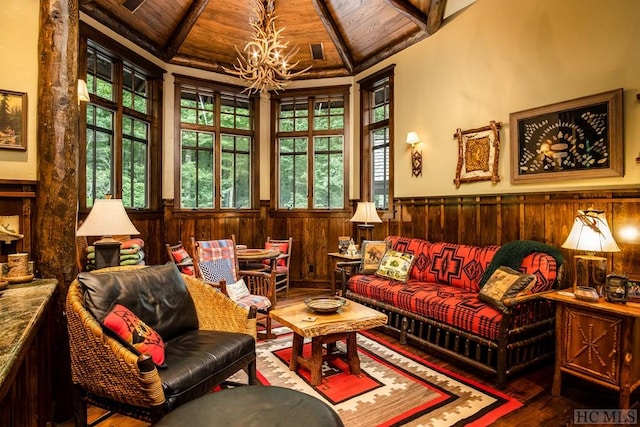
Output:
[
  {"xmin": 310, "ymin": 43, "xmax": 325, "ymax": 61},
  {"xmin": 123, "ymin": 0, "xmax": 146, "ymax": 13}
]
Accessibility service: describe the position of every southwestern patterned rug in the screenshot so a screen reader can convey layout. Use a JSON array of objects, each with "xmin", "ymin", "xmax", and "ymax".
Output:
[{"xmin": 233, "ymin": 330, "xmax": 522, "ymax": 426}]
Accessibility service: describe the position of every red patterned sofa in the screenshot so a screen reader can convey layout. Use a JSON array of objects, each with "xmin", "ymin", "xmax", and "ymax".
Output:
[{"xmin": 340, "ymin": 236, "xmax": 563, "ymax": 389}]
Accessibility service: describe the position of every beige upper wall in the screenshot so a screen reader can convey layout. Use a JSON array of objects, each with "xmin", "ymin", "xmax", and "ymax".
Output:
[
  {"xmin": 0, "ymin": 0, "xmax": 39, "ymax": 181},
  {"xmin": 363, "ymin": 0, "xmax": 640, "ymax": 197},
  {"xmin": 2, "ymin": 0, "xmax": 639, "ymax": 200}
]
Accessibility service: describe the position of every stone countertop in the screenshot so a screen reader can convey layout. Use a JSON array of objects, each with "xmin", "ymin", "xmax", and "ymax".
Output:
[{"xmin": 0, "ymin": 279, "xmax": 57, "ymax": 399}]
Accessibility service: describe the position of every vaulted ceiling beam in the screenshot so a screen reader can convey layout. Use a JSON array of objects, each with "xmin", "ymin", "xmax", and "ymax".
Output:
[
  {"xmin": 384, "ymin": 0, "xmax": 428, "ymax": 32},
  {"xmin": 426, "ymin": 0, "xmax": 447, "ymax": 35},
  {"xmin": 311, "ymin": 0, "xmax": 354, "ymax": 74},
  {"xmin": 164, "ymin": 0, "xmax": 210, "ymax": 61}
]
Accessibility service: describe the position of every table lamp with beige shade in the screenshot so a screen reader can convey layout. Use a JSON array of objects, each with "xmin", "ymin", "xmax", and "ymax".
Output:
[
  {"xmin": 350, "ymin": 201, "xmax": 382, "ymax": 244},
  {"xmin": 76, "ymin": 198, "xmax": 140, "ymax": 269},
  {"xmin": 561, "ymin": 208, "xmax": 620, "ymax": 296}
]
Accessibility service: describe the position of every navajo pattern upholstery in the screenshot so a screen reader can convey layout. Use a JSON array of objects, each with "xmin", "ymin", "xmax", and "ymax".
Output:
[{"xmin": 349, "ymin": 275, "xmax": 503, "ymax": 340}]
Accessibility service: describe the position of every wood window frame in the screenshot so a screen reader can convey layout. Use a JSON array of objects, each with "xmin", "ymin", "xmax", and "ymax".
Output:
[
  {"xmin": 358, "ymin": 64, "xmax": 395, "ymax": 213},
  {"xmin": 172, "ymin": 74, "xmax": 260, "ymax": 211},
  {"xmin": 270, "ymin": 85, "xmax": 351, "ymax": 212},
  {"xmin": 79, "ymin": 23, "xmax": 164, "ymax": 213}
]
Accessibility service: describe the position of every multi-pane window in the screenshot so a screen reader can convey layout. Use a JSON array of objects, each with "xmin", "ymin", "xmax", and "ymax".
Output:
[
  {"xmin": 176, "ymin": 77, "xmax": 257, "ymax": 210},
  {"xmin": 79, "ymin": 27, "xmax": 163, "ymax": 211},
  {"xmin": 359, "ymin": 66, "xmax": 394, "ymax": 211},
  {"xmin": 272, "ymin": 86, "xmax": 349, "ymax": 210}
]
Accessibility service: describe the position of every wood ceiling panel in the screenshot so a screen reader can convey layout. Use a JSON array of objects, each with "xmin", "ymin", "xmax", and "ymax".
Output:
[
  {"xmin": 326, "ymin": 0, "xmax": 420, "ymax": 62},
  {"xmin": 89, "ymin": 0, "xmax": 191, "ymax": 46},
  {"xmin": 81, "ymin": 0, "xmax": 451, "ymax": 80}
]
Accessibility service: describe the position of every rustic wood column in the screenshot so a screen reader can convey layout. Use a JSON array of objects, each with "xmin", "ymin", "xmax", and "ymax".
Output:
[{"xmin": 36, "ymin": 0, "xmax": 80, "ymax": 421}]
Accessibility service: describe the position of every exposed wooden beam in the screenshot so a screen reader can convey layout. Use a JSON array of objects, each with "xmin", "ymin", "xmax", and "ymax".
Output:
[
  {"xmin": 80, "ymin": 1, "xmax": 162, "ymax": 59},
  {"xmin": 355, "ymin": 29, "xmax": 427, "ymax": 74},
  {"xmin": 384, "ymin": 0, "xmax": 428, "ymax": 32},
  {"xmin": 426, "ymin": 0, "xmax": 447, "ymax": 35},
  {"xmin": 311, "ymin": 0, "xmax": 354, "ymax": 75},
  {"xmin": 164, "ymin": 0, "xmax": 210, "ymax": 61}
]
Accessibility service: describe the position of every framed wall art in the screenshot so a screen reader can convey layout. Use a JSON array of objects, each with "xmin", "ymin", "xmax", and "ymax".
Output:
[
  {"xmin": 0, "ymin": 89, "xmax": 27, "ymax": 151},
  {"xmin": 453, "ymin": 120, "xmax": 502, "ymax": 189},
  {"xmin": 510, "ymin": 88, "xmax": 623, "ymax": 184}
]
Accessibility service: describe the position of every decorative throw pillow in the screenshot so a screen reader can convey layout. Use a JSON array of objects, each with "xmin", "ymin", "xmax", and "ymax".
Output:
[
  {"xmin": 478, "ymin": 266, "xmax": 537, "ymax": 311},
  {"xmin": 171, "ymin": 247, "xmax": 195, "ymax": 275},
  {"xmin": 263, "ymin": 241, "xmax": 289, "ymax": 267},
  {"xmin": 226, "ymin": 278, "xmax": 251, "ymax": 302},
  {"xmin": 198, "ymin": 259, "xmax": 236, "ymax": 285},
  {"xmin": 102, "ymin": 304, "xmax": 167, "ymax": 367},
  {"xmin": 375, "ymin": 250, "xmax": 415, "ymax": 282},
  {"xmin": 360, "ymin": 240, "xmax": 391, "ymax": 274}
]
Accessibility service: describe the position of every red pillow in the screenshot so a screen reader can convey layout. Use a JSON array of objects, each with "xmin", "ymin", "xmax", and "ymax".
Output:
[
  {"xmin": 263, "ymin": 242, "xmax": 288, "ymax": 268},
  {"xmin": 102, "ymin": 304, "xmax": 167, "ymax": 367},
  {"xmin": 171, "ymin": 248, "xmax": 195, "ymax": 276}
]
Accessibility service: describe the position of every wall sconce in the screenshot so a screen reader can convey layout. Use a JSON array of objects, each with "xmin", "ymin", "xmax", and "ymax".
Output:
[
  {"xmin": 77, "ymin": 79, "xmax": 90, "ymax": 104},
  {"xmin": 406, "ymin": 131, "xmax": 422, "ymax": 177}
]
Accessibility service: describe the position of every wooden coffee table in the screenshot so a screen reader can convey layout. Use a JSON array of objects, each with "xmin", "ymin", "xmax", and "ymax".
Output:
[{"xmin": 270, "ymin": 299, "xmax": 387, "ymax": 385}]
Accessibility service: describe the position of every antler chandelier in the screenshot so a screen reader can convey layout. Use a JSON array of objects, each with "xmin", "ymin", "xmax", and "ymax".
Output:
[{"xmin": 223, "ymin": 0, "xmax": 311, "ymax": 94}]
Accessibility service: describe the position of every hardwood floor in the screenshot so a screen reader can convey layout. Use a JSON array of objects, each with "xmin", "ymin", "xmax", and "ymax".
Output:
[{"xmin": 59, "ymin": 287, "xmax": 636, "ymax": 427}]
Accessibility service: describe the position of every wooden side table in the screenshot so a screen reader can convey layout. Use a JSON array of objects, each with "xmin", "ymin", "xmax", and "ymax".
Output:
[
  {"xmin": 543, "ymin": 291, "xmax": 640, "ymax": 408},
  {"xmin": 327, "ymin": 252, "xmax": 361, "ymax": 295}
]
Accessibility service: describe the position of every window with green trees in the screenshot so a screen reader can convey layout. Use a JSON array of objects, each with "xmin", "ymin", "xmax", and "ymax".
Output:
[
  {"xmin": 359, "ymin": 66, "xmax": 394, "ymax": 211},
  {"xmin": 176, "ymin": 77, "xmax": 257, "ymax": 210},
  {"xmin": 272, "ymin": 86, "xmax": 350, "ymax": 210},
  {"xmin": 79, "ymin": 25, "xmax": 163, "ymax": 211}
]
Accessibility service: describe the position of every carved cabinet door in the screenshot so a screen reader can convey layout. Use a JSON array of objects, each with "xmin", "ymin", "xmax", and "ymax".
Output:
[{"xmin": 562, "ymin": 305, "xmax": 622, "ymax": 386}]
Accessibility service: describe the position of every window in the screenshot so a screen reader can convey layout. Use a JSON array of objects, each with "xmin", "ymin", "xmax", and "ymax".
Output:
[
  {"xmin": 79, "ymin": 24, "xmax": 164, "ymax": 211},
  {"xmin": 175, "ymin": 76, "xmax": 258, "ymax": 210},
  {"xmin": 272, "ymin": 86, "xmax": 350, "ymax": 210},
  {"xmin": 359, "ymin": 65, "xmax": 395, "ymax": 211}
]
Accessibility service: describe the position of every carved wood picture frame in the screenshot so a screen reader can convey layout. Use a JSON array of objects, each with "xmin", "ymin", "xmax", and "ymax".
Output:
[
  {"xmin": 453, "ymin": 120, "xmax": 502, "ymax": 189},
  {"xmin": 510, "ymin": 88, "xmax": 623, "ymax": 184}
]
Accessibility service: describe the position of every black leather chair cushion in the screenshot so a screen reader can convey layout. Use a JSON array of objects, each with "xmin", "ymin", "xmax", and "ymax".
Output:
[
  {"xmin": 79, "ymin": 264, "xmax": 199, "ymax": 340},
  {"xmin": 160, "ymin": 330, "xmax": 256, "ymax": 409}
]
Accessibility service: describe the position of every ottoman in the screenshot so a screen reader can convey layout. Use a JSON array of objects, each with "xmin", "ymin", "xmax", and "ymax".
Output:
[{"xmin": 154, "ymin": 385, "xmax": 344, "ymax": 427}]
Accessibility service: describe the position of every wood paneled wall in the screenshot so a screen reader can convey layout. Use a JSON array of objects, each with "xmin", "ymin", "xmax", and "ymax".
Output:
[{"xmin": 161, "ymin": 189, "xmax": 640, "ymax": 290}]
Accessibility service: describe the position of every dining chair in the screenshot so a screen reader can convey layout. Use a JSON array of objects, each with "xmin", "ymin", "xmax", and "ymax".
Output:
[
  {"xmin": 264, "ymin": 237, "xmax": 293, "ymax": 299},
  {"xmin": 191, "ymin": 235, "xmax": 276, "ymax": 339}
]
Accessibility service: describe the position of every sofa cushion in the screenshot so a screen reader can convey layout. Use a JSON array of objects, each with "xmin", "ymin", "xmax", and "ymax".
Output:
[
  {"xmin": 386, "ymin": 236, "xmax": 431, "ymax": 281},
  {"xmin": 360, "ymin": 240, "xmax": 390, "ymax": 274},
  {"xmin": 427, "ymin": 242, "xmax": 499, "ymax": 292},
  {"xmin": 161, "ymin": 329, "xmax": 255, "ymax": 409},
  {"xmin": 478, "ymin": 266, "xmax": 537, "ymax": 311},
  {"xmin": 102, "ymin": 304, "xmax": 167, "ymax": 367},
  {"xmin": 348, "ymin": 275, "xmax": 502, "ymax": 341},
  {"xmin": 79, "ymin": 264, "xmax": 199, "ymax": 341},
  {"xmin": 375, "ymin": 250, "xmax": 415, "ymax": 282}
]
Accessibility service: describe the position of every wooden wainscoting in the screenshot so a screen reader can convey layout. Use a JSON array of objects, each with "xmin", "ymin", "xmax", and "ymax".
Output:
[{"xmin": 160, "ymin": 189, "xmax": 640, "ymax": 290}]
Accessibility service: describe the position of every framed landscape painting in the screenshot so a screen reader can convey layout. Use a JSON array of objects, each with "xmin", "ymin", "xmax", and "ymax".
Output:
[
  {"xmin": 0, "ymin": 90, "xmax": 27, "ymax": 151},
  {"xmin": 510, "ymin": 88, "xmax": 623, "ymax": 183}
]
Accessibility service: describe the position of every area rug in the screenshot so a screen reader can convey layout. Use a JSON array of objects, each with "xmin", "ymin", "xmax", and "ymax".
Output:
[{"xmin": 233, "ymin": 330, "xmax": 522, "ymax": 426}]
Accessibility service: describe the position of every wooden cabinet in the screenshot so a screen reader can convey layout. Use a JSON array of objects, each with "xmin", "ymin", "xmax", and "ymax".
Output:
[{"xmin": 545, "ymin": 292, "xmax": 640, "ymax": 408}]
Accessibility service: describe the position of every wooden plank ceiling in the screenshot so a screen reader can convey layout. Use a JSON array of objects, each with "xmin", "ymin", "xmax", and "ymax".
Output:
[{"xmin": 80, "ymin": 0, "xmax": 448, "ymax": 79}]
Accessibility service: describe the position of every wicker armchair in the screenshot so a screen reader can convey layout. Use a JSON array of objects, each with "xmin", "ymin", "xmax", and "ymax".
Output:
[{"xmin": 66, "ymin": 265, "xmax": 257, "ymax": 426}]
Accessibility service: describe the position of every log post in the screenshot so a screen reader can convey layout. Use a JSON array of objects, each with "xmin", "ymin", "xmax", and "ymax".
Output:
[{"xmin": 36, "ymin": 0, "xmax": 80, "ymax": 421}]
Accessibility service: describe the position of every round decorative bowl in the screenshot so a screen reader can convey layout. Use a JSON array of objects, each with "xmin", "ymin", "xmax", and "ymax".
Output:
[
  {"xmin": 575, "ymin": 286, "xmax": 599, "ymax": 302},
  {"xmin": 304, "ymin": 296, "xmax": 348, "ymax": 314}
]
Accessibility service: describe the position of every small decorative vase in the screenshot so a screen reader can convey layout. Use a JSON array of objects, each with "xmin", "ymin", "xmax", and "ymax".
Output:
[{"xmin": 5, "ymin": 253, "xmax": 34, "ymax": 283}]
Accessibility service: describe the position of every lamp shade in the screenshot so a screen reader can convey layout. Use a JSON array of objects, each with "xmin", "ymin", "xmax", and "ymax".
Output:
[
  {"xmin": 350, "ymin": 202, "xmax": 382, "ymax": 225},
  {"xmin": 561, "ymin": 209, "xmax": 620, "ymax": 253},
  {"xmin": 76, "ymin": 199, "xmax": 140, "ymax": 237},
  {"xmin": 406, "ymin": 131, "xmax": 420, "ymax": 145},
  {"xmin": 77, "ymin": 79, "xmax": 90, "ymax": 103}
]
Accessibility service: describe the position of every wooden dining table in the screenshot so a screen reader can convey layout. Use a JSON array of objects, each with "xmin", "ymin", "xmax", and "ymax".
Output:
[{"xmin": 236, "ymin": 248, "xmax": 281, "ymax": 271}]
